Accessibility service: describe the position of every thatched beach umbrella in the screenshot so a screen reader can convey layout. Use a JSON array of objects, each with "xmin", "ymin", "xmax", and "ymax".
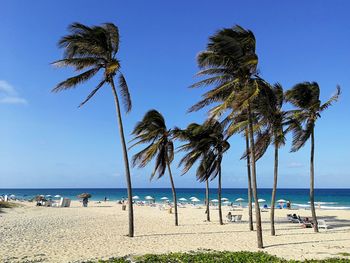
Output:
[{"xmin": 77, "ymin": 193, "xmax": 92, "ymax": 199}]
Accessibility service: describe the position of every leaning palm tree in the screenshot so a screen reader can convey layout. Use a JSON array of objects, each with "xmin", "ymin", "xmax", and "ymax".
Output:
[
  {"xmin": 285, "ymin": 82, "xmax": 340, "ymax": 232},
  {"xmin": 130, "ymin": 110, "xmax": 178, "ymax": 226},
  {"xmin": 189, "ymin": 26, "xmax": 264, "ymax": 247},
  {"xmin": 175, "ymin": 121, "xmax": 230, "ymax": 225},
  {"xmin": 174, "ymin": 123, "xmax": 212, "ymax": 221},
  {"xmin": 51, "ymin": 23, "xmax": 134, "ymax": 236},
  {"xmin": 174, "ymin": 123, "xmax": 213, "ymax": 222}
]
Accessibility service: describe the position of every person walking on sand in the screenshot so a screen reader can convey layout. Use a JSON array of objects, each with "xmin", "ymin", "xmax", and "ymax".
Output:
[{"xmin": 83, "ymin": 197, "xmax": 89, "ymax": 207}]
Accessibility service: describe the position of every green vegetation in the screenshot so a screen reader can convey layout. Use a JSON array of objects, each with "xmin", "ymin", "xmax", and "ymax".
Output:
[
  {"xmin": 0, "ymin": 201, "xmax": 20, "ymax": 208},
  {"xmin": 89, "ymin": 251, "xmax": 350, "ymax": 263}
]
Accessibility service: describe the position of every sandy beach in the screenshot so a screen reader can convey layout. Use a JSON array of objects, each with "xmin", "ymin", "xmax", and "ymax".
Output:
[{"xmin": 1, "ymin": 201, "xmax": 350, "ymax": 262}]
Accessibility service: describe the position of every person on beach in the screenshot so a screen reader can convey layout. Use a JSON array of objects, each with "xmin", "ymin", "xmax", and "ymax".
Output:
[
  {"xmin": 227, "ymin": 212, "xmax": 232, "ymax": 221},
  {"xmin": 83, "ymin": 197, "xmax": 88, "ymax": 207},
  {"xmin": 287, "ymin": 201, "xmax": 291, "ymax": 209}
]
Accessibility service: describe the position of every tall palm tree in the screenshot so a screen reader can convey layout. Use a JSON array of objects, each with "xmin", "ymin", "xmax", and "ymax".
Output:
[
  {"xmin": 130, "ymin": 110, "xmax": 178, "ymax": 226},
  {"xmin": 189, "ymin": 26, "xmax": 264, "ymax": 247},
  {"xmin": 52, "ymin": 23, "xmax": 134, "ymax": 237},
  {"xmin": 250, "ymin": 83, "xmax": 287, "ymax": 236},
  {"xmin": 285, "ymin": 82, "xmax": 340, "ymax": 232},
  {"xmin": 224, "ymin": 110, "xmax": 254, "ymax": 231},
  {"xmin": 175, "ymin": 121, "xmax": 230, "ymax": 225}
]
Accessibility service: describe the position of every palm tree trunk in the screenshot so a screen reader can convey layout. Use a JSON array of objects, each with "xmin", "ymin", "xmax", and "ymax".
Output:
[
  {"xmin": 245, "ymin": 129, "xmax": 254, "ymax": 231},
  {"xmin": 110, "ymin": 80, "xmax": 134, "ymax": 237},
  {"xmin": 206, "ymin": 179, "xmax": 210, "ymax": 222},
  {"xmin": 247, "ymin": 104, "xmax": 263, "ymax": 248},
  {"xmin": 270, "ymin": 145, "xmax": 278, "ymax": 236},
  {"xmin": 310, "ymin": 128, "xmax": 318, "ymax": 232},
  {"xmin": 218, "ymin": 158, "xmax": 223, "ymax": 225},
  {"xmin": 166, "ymin": 158, "xmax": 178, "ymax": 226}
]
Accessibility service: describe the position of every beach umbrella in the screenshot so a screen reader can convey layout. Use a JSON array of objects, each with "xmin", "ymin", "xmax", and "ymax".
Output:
[
  {"xmin": 9, "ymin": 194, "xmax": 16, "ymax": 199},
  {"xmin": 277, "ymin": 199, "xmax": 286, "ymax": 203},
  {"xmin": 160, "ymin": 197, "xmax": 169, "ymax": 200},
  {"xmin": 179, "ymin": 198, "xmax": 187, "ymax": 202},
  {"xmin": 54, "ymin": 195, "xmax": 61, "ymax": 198},
  {"xmin": 223, "ymin": 200, "xmax": 231, "ymax": 205},
  {"xmin": 191, "ymin": 197, "xmax": 200, "ymax": 202},
  {"xmin": 258, "ymin": 199, "xmax": 266, "ymax": 203},
  {"xmin": 132, "ymin": 196, "xmax": 140, "ymax": 200},
  {"xmin": 211, "ymin": 199, "xmax": 219, "ymax": 202},
  {"xmin": 46, "ymin": 195, "xmax": 52, "ymax": 197},
  {"xmin": 77, "ymin": 193, "xmax": 92, "ymax": 199},
  {"xmin": 144, "ymin": 196, "xmax": 154, "ymax": 200},
  {"xmin": 189, "ymin": 196, "xmax": 197, "ymax": 200},
  {"xmin": 235, "ymin": 198, "xmax": 244, "ymax": 202},
  {"xmin": 221, "ymin": 197, "xmax": 229, "ymax": 201}
]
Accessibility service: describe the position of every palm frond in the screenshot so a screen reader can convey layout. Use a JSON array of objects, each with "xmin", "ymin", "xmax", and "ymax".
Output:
[
  {"xmin": 52, "ymin": 67, "xmax": 100, "ymax": 92},
  {"xmin": 79, "ymin": 80, "xmax": 106, "ymax": 107},
  {"xmin": 118, "ymin": 73, "xmax": 132, "ymax": 113}
]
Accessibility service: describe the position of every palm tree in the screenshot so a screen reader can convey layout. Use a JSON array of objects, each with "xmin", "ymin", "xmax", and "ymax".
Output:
[
  {"xmin": 130, "ymin": 110, "xmax": 178, "ymax": 226},
  {"xmin": 224, "ymin": 110, "xmax": 254, "ymax": 231},
  {"xmin": 189, "ymin": 26, "xmax": 264, "ymax": 247},
  {"xmin": 285, "ymin": 82, "xmax": 340, "ymax": 232},
  {"xmin": 174, "ymin": 123, "xmax": 212, "ymax": 221},
  {"xmin": 175, "ymin": 121, "xmax": 230, "ymax": 225},
  {"xmin": 52, "ymin": 23, "xmax": 134, "ymax": 237},
  {"xmin": 250, "ymin": 83, "xmax": 287, "ymax": 236},
  {"xmin": 174, "ymin": 123, "xmax": 213, "ymax": 222}
]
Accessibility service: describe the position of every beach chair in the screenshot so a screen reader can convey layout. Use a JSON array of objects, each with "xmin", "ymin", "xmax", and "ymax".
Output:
[
  {"xmin": 235, "ymin": 215, "xmax": 243, "ymax": 222},
  {"xmin": 60, "ymin": 198, "xmax": 71, "ymax": 207},
  {"xmin": 318, "ymin": 219, "xmax": 329, "ymax": 230}
]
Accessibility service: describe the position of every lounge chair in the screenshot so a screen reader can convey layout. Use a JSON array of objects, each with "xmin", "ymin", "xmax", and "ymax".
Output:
[
  {"xmin": 227, "ymin": 214, "xmax": 242, "ymax": 223},
  {"xmin": 318, "ymin": 219, "xmax": 329, "ymax": 230}
]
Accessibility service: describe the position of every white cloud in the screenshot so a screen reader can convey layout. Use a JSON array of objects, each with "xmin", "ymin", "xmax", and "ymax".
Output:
[{"xmin": 0, "ymin": 80, "xmax": 27, "ymax": 105}]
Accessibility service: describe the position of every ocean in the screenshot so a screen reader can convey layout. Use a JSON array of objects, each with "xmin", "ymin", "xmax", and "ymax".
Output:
[{"xmin": 1, "ymin": 188, "xmax": 350, "ymax": 210}]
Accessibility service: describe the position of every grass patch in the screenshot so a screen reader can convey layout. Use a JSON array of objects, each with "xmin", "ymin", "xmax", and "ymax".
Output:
[
  {"xmin": 0, "ymin": 201, "xmax": 21, "ymax": 208},
  {"xmin": 337, "ymin": 253, "xmax": 350, "ymax": 257},
  {"xmin": 89, "ymin": 251, "xmax": 350, "ymax": 263}
]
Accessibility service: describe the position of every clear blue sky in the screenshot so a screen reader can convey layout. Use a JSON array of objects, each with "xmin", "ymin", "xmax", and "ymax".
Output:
[{"xmin": 1, "ymin": 1, "xmax": 349, "ymax": 188}]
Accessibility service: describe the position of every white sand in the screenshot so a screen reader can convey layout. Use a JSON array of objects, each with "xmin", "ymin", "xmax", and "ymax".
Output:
[{"xmin": 1, "ymin": 201, "xmax": 350, "ymax": 262}]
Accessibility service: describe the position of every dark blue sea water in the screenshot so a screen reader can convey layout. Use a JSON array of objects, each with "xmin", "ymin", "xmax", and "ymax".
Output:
[{"xmin": 1, "ymin": 188, "xmax": 350, "ymax": 209}]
